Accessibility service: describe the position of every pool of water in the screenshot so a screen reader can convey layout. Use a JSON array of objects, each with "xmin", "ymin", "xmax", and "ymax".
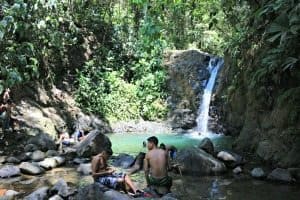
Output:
[{"xmin": 108, "ymin": 132, "xmax": 233, "ymax": 154}]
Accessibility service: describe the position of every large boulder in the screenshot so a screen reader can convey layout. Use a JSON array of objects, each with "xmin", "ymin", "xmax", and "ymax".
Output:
[
  {"xmin": 24, "ymin": 187, "xmax": 49, "ymax": 200},
  {"xmin": 19, "ymin": 162, "xmax": 45, "ymax": 175},
  {"xmin": 112, "ymin": 154, "xmax": 135, "ymax": 169},
  {"xmin": 175, "ymin": 147, "xmax": 226, "ymax": 175},
  {"xmin": 267, "ymin": 168, "xmax": 293, "ymax": 183},
  {"xmin": 75, "ymin": 183, "xmax": 104, "ymax": 200},
  {"xmin": 198, "ymin": 138, "xmax": 214, "ymax": 155},
  {"xmin": 0, "ymin": 165, "xmax": 21, "ymax": 178},
  {"xmin": 27, "ymin": 133, "xmax": 56, "ymax": 151},
  {"xmin": 75, "ymin": 130, "xmax": 112, "ymax": 157}
]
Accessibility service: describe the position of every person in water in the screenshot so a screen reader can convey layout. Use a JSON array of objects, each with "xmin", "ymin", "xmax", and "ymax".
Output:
[
  {"xmin": 91, "ymin": 150, "xmax": 141, "ymax": 195},
  {"xmin": 159, "ymin": 143, "xmax": 177, "ymax": 160},
  {"xmin": 144, "ymin": 136, "xmax": 172, "ymax": 193}
]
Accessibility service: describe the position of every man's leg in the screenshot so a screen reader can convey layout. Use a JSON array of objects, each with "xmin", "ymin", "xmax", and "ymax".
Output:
[{"xmin": 124, "ymin": 175, "xmax": 138, "ymax": 193}]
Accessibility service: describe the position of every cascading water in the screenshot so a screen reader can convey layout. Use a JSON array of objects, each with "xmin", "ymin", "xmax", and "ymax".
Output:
[{"xmin": 194, "ymin": 57, "xmax": 223, "ymax": 137}]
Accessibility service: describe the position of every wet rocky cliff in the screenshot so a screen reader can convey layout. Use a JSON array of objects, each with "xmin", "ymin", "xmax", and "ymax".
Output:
[
  {"xmin": 213, "ymin": 53, "xmax": 300, "ymax": 168},
  {"xmin": 164, "ymin": 49, "xmax": 211, "ymax": 130}
]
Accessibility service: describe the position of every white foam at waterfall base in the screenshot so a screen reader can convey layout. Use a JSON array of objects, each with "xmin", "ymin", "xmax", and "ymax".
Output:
[{"xmin": 190, "ymin": 57, "xmax": 223, "ymax": 139}]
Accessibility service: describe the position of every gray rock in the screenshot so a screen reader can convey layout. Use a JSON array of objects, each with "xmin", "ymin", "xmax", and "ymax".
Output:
[
  {"xmin": 53, "ymin": 156, "xmax": 65, "ymax": 166},
  {"xmin": 75, "ymin": 183, "xmax": 104, "ymax": 200},
  {"xmin": 267, "ymin": 168, "xmax": 293, "ymax": 183},
  {"xmin": 112, "ymin": 154, "xmax": 135, "ymax": 169},
  {"xmin": 103, "ymin": 190, "xmax": 131, "ymax": 200},
  {"xmin": 31, "ymin": 150, "xmax": 46, "ymax": 162},
  {"xmin": 50, "ymin": 179, "xmax": 75, "ymax": 198},
  {"xmin": 24, "ymin": 187, "xmax": 49, "ymax": 200},
  {"xmin": 46, "ymin": 150, "xmax": 59, "ymax": 157},
  {"xmin": 39, "ymin": 158, "xmax": 58, "ymax": 170},
  {"xmin": 75, "ymin": 129, "xmax": 112, "ymax": 157},
  {"xmin": 233, "ymin": 166, "xmax": 242, "ymax": 174},
  {"xmin": 217, "ymin": 151, "xmax": 244, "ymax": 168},
  {"xmin": 27, "ymin": 133, "xmax": 56, "ymax": 151},
  {"xmin": 0, "ymin": 165, "xmax": 21, "ymax": 178},
  {"xmin": 49, "ymin": 195, "xmax": 63, "ymax": 200},
  {"xmin": 6, "ymin": 157, "xmax": 21, "ymax": 164},
  {"xmin": 176, "ymin": 147, "xmax": 226, "ymax": 175},
  {"xmin": 19, "ymin": 162, "xmax": 45, "ymax": 175},
  {"xmin": 77, "ymin": 163, "xmax": 92, "ymax": 175},
  {"xmin": 24, "ymin": 144, "xmax": 39, "ymax": 152},
  {"xmin": 251, "ymin": 168, "xmax": 266, "ymax": 179},
  {"xmin": 198, "ymin": 138, "xmax": 214, "ymax": 155}
]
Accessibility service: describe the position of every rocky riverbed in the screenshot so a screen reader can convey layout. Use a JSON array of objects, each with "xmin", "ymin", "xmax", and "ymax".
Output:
[{"xmin": 1, "ymin": 130, "xmax": 300, "ymax": 200}]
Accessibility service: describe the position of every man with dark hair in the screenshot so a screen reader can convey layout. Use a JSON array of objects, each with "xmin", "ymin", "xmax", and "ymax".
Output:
[
  {"xmin": 144, "ymin": 136, "xmax": 172, "ymax": 195},
  {"xmin": 92, "ymin": 150, "xmax": 141, "ymax": 195}
]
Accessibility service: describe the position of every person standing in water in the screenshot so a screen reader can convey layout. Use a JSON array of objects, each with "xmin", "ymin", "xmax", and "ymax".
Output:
[{"xmin": 144, "ymin": 136, "xmax": 172, "ymax": 193}]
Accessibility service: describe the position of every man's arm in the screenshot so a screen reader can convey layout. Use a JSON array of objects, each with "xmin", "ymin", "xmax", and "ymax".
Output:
[{"xmin": 144, "ymin": 153, "xmax": 150, "ymax": 185}]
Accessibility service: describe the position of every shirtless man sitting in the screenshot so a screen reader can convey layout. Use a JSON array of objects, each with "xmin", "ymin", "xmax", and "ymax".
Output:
[
  {"xmin": 144, "ymin": 136, "xmax": 172, "ymax": 194},
  {"xmin": 91, "ymin": 150, "xmax": 140, "ymax": 195}
]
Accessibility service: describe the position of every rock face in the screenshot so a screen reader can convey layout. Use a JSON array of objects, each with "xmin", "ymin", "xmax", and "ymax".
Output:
[
  {"xmin": 75, "ymin": 129, "xmax": 112, "ymax": 157},
  {"xmin": 19, "ymin": 162, "xmax": 45, "ymax": 175},
  {"xmin": 164, "ymin": 50, "xmax": 211, "ymax": 129},
  {"xmin": 251, "ymin": 168, "xmax": 266, "ymax": 179},
  {"xmin": 169, "ymin": 108, "xmax": 196, "ymax": 129},
  {"xmin": 0, "ymin": 165, "xmax": 21, "ymax": 178},
  {"xmin": 267, "ymin": 168, "xmax": 293, "ymax": 183},
  {"xmin": 198, "ymin": 138, "xmax": 214, "ymax": 155},
  {"xmin": 175, "ymin": 147, "xmax": 226, "ymax": 175},
  {"xmin": 24, "ymin": 187, "xmax": 49, "ymax": 200},
  {"xmin": 112, "ymin": 154, "xmax": 135, "ymax": 169}
]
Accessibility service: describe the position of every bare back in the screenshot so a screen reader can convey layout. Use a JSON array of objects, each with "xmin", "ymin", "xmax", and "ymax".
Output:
[{"xmin": 145, "ymin": 148, "xmax": 168, "ymax": 178}]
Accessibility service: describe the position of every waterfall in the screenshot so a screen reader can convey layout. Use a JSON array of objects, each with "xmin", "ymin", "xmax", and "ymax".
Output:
[{"xmin": 194, "ymin": 57, "xmax": 223, "ymax": 137}]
